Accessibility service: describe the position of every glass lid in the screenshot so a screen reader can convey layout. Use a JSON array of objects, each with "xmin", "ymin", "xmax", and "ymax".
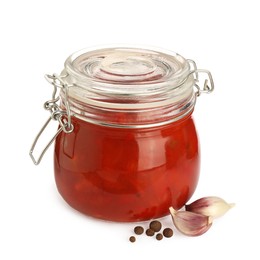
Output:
[{"xmin": 64, "ymin": 46, "xmax": 191, "ymax": 87}]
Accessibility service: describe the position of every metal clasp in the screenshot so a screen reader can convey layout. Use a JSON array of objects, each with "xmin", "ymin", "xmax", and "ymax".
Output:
[
  {"xmin": 187, "ymin": 59, "xmax": 214, "ymax": 97},
  {"xmin": 29, "ymin": 74, "xmax": 74, "ymax": 165}
]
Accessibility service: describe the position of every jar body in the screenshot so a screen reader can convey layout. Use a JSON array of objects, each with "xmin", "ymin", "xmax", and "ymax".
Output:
[{"xmin": 54, "ymin": 113, "xmax": 200, "ymax": 222}]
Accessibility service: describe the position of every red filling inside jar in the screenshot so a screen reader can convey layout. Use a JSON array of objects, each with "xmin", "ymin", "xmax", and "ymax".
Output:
[{"xmin": 54, "ymin": 112, "xmax": 200, "ymax": 222}]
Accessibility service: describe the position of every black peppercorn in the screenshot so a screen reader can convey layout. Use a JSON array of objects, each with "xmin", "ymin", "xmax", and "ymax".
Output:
[
  {"xmin": 149, "ymin": 220, "xmax": 162, "ymax": 232},
  {"xmin": 129, "ymin": 236, "xmax": 136, "ymax": 243},
  {"xmin": 163, "ymin": 228, "xmax": 173, "ymax": 238},
  {"xmin": 156, "ymin": 233, "xmax": 163, "ymax": 240},
  {"xmin": 145, "ymin": 228, "xmax": 155, "ymax": 236},
  {"xmin": 134, "ymin": 226, "xmax": 144, "ymax": 235}
]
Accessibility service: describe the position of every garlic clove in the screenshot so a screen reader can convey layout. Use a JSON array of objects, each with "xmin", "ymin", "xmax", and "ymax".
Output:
[
  {"xmin": 185, "ymin": 196, "xmax": 235, "ymax": 219},
  {"xmin": 169, "ymin": 207, "xmax": 212, "ymax": 236}
]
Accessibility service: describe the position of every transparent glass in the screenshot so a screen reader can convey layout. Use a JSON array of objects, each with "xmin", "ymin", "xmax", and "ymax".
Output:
[
  {"xmin": 54, "ymin": 47, "xmax": 200, "ymax": 222},
  {"xmin": 60, "ymin": 46, "xmax": 195, "ymax": 128}
]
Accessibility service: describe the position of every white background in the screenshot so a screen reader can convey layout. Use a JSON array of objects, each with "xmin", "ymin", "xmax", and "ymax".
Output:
[{"xmin": 1, "ymin": 0, "xmax": 259, "ymax": 259}]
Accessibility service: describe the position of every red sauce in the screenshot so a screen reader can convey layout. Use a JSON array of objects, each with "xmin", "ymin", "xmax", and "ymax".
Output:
[{"xmin": 54, "ymin": 114, "xmax": 200, "ymax": 222}]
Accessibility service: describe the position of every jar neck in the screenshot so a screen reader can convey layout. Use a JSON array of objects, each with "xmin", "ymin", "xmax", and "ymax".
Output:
[{"xmin": 60, "ymin": 87, "xmax": 196, "ymax": 129}]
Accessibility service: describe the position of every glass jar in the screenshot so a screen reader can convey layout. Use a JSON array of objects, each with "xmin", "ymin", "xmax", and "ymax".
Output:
[{"xmin": 30, "ymin": 46, "xmax": 214, "ymax": 222}]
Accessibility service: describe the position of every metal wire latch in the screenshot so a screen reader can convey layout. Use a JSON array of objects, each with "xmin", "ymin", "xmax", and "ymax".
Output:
[
  {"xmin": 187, "ymin": 59, "xmax": 214, "ymax": 97},
  {"xmin": 29, "ymin": 74, "xmax": 74, "ymax": 165}
]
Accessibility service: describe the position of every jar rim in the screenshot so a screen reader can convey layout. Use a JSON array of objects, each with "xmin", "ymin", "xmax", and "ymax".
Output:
[{"xmin": 62, "ymin": 45, "xmax": 195, "ymax": 108}]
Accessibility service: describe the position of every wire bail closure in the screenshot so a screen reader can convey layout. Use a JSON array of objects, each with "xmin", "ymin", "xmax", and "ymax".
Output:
[
  {"xmin": 29, "ymin": 60, "xmax": 214, "ymax": 165},
  {"xmin": 187, "ymin": 59, "xmax": 214, "ymax": 97},
  {"xmin": 29, "ymin": 74, "xmax": 74, "ymax": 165}
]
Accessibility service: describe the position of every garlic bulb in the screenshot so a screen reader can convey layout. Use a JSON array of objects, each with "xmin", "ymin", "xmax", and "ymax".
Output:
[
  {"xmin": 169, "ymin": 207, "xmax": 212, "ymax": 236},
  {"xmin": 185, "ymin": 196, "xmax": 235, "ymax": 219}
]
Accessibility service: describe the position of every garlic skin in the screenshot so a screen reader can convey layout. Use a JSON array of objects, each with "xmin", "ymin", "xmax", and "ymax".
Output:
[
  {"xmin": 185, "ymin": 196, "xmax": 235, "ymax": 219},
  {"xmin": 169, "ymin": 207, "xmax": 212, "ymax": 236}
]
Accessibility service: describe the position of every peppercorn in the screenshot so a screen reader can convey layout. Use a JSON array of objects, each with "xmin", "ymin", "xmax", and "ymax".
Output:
[
  {"xmin": 163, "ymin": 228, "xmax": 174, "ymax": 238},
  {"xmin": 149, "ymin": 220, "xmax": 162, "ymax": 232},
  {"xmin": 145, "ymin": 228, "xmax": 155, "ymax": 236},
  {"xmin": 134, "ymin": 226, "xmax": 144, "ymax": 235},
  {"xmin": 129, "ymin": 236, "xmax": 136, "ymax": 243},
  {"xmin": 156, "ymin": 233, "xmax": 163, "ymax": 241}
]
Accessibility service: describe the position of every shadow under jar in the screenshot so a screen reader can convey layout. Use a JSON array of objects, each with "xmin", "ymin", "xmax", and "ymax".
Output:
[{"xmin": 35, "ymin": 47, "xmax": 214, "ymax": 222}]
